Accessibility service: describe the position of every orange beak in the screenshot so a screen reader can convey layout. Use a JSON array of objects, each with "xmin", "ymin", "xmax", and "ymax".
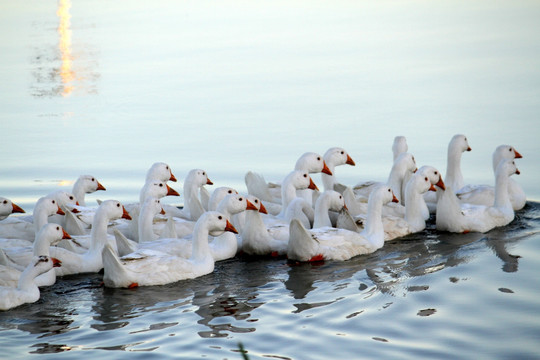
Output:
[
  {"xmin": 160, "ymin": 208, "xmax": 166, "ymax": 215},
  {"xmin": 225, "ymin": 219, "xmax": 238, "ymax": 234},
  {"xmin": 343, "ymin": 204, "xmax": 348, "ymax": 210},
  {"xmin": 308, "ymin": 177, "xmax": 319, "ymax": 191},
  {"xmin": 246, "ymin": 199, "xmax": 258, "ymax": 211},
  {"xmin": 321, "ymin": 161, "xmax": 333, "ymax": 175},
  {"xmin": 62, "ymin": 228, "xmax": 72, "ymax": 239},
  {"xmin": 436, "ymin": 176, "xmax": 446, "ymax": 190},
  {"xmin": 51, "ymin": 257, "xmax": 62, "ymax": 268},
  {"xmin": 71, "ymin": 207, "xmax": 80, "ymax": 213},
  {"xmin": 467, "ymin": 146, "xmax": 472, "ymax": 152},
  {"xmin": 392, "ymin": 193, "xmax": 399, "ymax": 203},
  {"xmin": 346, "ymin": 154, "xmax": 355, "ymax": 166},
  {"xmin": 96, "ymin": 181, "xmax": 106, "ymax": 191},
  {"xmin": 122, "ymin": 206, "xmax": 132, "ymax": 220},
  {"xmin": 429, "ymin": 184, "xmax": 437, "ymax": 192},
  {"xmin": 206, "ymin": 178, "xmax": 213, "ymax": 185},
  {"xmin": 56, "ymin": 206, "xmax": 65, "ymax": 216},
  {"xmin": 166, "ymin": 185, "xmax": 180, "ymax": 196},
  {"xmin": 259, "ymin": 202, "xmax": 268, "ymax": 214},
  {"xmin": 516, "ymin": 168, "xmax": 521, "ymax": 175},
  {"xmin": 514, "ymin": 149, "xmax": 523, "ymax": 159},
  {"xmin": 169, "ymin": 172, "xmax": 178, "ymax": 182},
  {"xmin": 11, "ymin": 202, "xmax": 25, "ymax": 214}
]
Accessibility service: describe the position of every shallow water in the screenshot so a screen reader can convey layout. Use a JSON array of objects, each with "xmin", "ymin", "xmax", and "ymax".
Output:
[{"xmin": 1, "ymin": 1, "xmax": 540, "ymax": 359}]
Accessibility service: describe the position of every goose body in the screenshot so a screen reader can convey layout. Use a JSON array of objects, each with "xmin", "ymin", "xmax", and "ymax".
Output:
[
  {"xmin": 102, "ymin": 212, "xmax": 237, "ymax": 288},
  {"xmin": 0, "ymin": 255, "xmax": 61, "ymax": 311},
  {"xmin": 287, "ymin": 185, "xmax": 397, "ymax": 262},
  {"xmin": 436, "ymin": 159, "xmax": 519, "ymax": 233}
]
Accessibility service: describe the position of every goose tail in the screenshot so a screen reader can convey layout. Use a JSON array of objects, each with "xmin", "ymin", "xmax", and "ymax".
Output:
[
  {"xmin": 287, "ymin": 219, "xmax": 320, "ymax": 262},
  {"xmin": 102, "ymin": 242, "xmax": 135, "ymax": 288}
]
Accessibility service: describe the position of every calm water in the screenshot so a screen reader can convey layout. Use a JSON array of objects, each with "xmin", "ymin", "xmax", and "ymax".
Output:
[{"xmin": 1, "ymin": 1, "xmax": 540, "ymax": 359}]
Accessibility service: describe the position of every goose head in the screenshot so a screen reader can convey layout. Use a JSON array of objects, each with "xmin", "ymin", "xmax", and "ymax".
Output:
[
  {"xmin": 323, "ymin": 147, "xmax": 356, "ymax": 167},
  {"xmin": 418, "ymin": 165, "xmax": 445, "ymax": 190},
  {"xmin": 75, "ymin": 175, "xmax": 106, "ymax": 193},
  {"xmin": 392, "ymin": 136, "xmax": 408, "ymax": 161},
  {"xmin": 140, "ymin": 181, "xmax": 180, "ymax": 203},
  {"xmin": 246, "ymin": 195, "xmax": 267, "ymax": 214},
  {"xmin": 285, "ymin": 170, "xmax": 319, "ymax": 191},
  {"xmin": 295, "ymin": 152, "xmax": 332, "ymax": 175},
  {"xmin": 48, "ymin": 190, "xmax": 79, "ymax": 213},
  {"xmin": 321, "ymin": 190, "xmax": 347, "ymax": 212},
  {"xmin": 99, "ymin": 200, "xmax": 132, "ymax": 221},
  {"xmin": 35, "ymin": 196, "xmax": 65, "ymax": 216},
  {"xmin": 412, "ymin": 173, "xmax": 438, "ymax": 195},
  {"xmin": 492, "ymin": 145, "xmax": 523, "ymax": 172},
  {"xmin": 208, "ymin": 187, "xmax": 239, "ymax": 211},
  {"xmin": 141, "ymin": 197, "xmax": 165, "ymax": 217},
  {"xmin": 219, "ymin": 194, "xmax": 258, "ymax": 216},
  {"xmin": 372, "ymin": 185, "xmax": 399, "ymax": 205},
  {"xmin": 496, "ymin": 159, "xmax": 520, "ymax": 178},
  {"xmin": 36, "ymin": 223, "xmax": 72, "ymax": 248},
  {"xmin": 394, "ymin": 152, "xmax": 418, "ymax": 174},
  {"xmin": 29, "ymin": 255, "xmax": 60, "ymax": 276},
  {"xmin": 146, "ymin": 162, "xmax": 177, "ymax": 182},
  {"xmin": 0, "ymin": 197, "xmax": 25, "ymax": 219},
  {"xmin": 203, "ymin": 211, "xmax": 239, "ymax": 237},
  {"xmin": 449, "ymin": 134, "xmax": 472, "ymax": 154},
  {"xmin": 186, "ymin": 169, "xmax": 213, "ymax": 187}
]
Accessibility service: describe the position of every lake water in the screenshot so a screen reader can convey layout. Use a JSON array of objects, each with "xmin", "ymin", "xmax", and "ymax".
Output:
[{"xmin": 1, "ymin": 1, "xmax": 540, "ymax": 359}]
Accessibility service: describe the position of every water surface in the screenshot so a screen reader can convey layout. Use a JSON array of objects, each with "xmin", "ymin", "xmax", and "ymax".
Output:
[{"xmin": 1, "ymin": 1, "xmax": 540, "ymax": 359}]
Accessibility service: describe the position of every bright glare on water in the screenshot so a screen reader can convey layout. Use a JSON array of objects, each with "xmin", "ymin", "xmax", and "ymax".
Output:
[{"xmin": 1, "ymin": 1, "xmax": 540, "ymax": 359}]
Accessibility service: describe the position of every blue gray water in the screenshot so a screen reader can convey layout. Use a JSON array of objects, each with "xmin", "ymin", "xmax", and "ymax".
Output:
[{"xmin": 1, "ymin": 1, "xmax": 540, "ymax": 359}]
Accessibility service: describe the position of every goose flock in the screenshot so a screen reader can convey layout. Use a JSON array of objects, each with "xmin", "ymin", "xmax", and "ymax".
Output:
[{"xmin": 0, "ymin": 135, "xmax": 525, "ymax": 310}]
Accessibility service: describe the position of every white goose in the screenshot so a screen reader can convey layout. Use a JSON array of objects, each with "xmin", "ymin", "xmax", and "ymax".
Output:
[
  {"xmin": 321, "ymin": 147, "xmax": 356, "ymax": 192},
  {"xmin": 436, "ymin": 159, "xmax": 520, "ymax": 233},
  {"xmin": 275, "ymin": 170, "xmax": 318, "ymax": 219},
  {"xmin": 0, "ymin": 197, "xmax": 25, "ymax": 221},
  {"xmin": 0, "ymin": 196, "xmax": 64, "ymax": 242},
  {"xmin": 424, "ymin": 134, "xmax": 471, "ymax": 211},
  {"xmin": 133, "ymin": 194, "xmax": 258, "ymax": 261},
  {"xmin": 287, "ymin": 185, "xmax": 398, "ymax": 262},
  {"xmin": 164, "ymin": 169, "xmax": 213, "ymax": 221},
  {"xmin": 102, "ymin": 211, "xmax": 237, "ymax": 288},
  {"xmin": 0, "ymin": 224, "xmax": 71, "ymax": 287},
  {"xmin": 245, "ymin": 152, "xmax": 332, "ymax": 206},
  {"xmin": 456, "ymin": 145, "xmax": 525, "ymax": 210},
  {"xmin": 0, "ymin": 255, "xmax": 61, "ymax": 311},
  {"xmin": 49, "ymin": 200, "xmax": 132, "ymax": 276},
  {"xmin": 417, "ymin": 165, "xmax": 446, "ymax": 220},
  {"xmin": 353, "ymin": 152, "xmax": 417, "ymax": 203},
  {"xmin": 72, "ymin": 175, "xmax": 106, "ymax": 207},
  {"xmin": 381, "ymin": 172, "xmax": 437, "ymax": 241}
]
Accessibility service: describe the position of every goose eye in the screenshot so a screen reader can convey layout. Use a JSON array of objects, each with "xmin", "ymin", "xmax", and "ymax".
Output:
[
  {"xmin": 56, "ymin": 226, "xmax": 60, "ymax": 231},
  {"xmin": 92, "ymin": 178, "xmax": 95, "ymax": 181},
  {"xmin": 202, "ymin": 172, "xmax": 206, "ymax": 176},
  {"xmin": 166, "ymin": 166, "xmax": 169, "ymax": 170},
  {"xmin": 117, "ymin": 203, "xmax": 120, "ymax": 208},
  {"xmin": 388, "ymin": 189, "xmax": 391, "ymax": 192},
  {"xmin": 434, "ymin": 171, "xmax": 438, "ymax": 175},
  {"xmin": 239, "ymin": 197, "xmax": 243, "ymax": 201},
  {"xmin": 52, "ymin": 200, "xmax": 56, "ymax": 204},
  {"xmin": 228, "ymin": 190, "xmax": 232, "ymax": 194},
  {"xmin": 218, "ymin": 215, "xmax": 222, "ymax": 220},
  {"xmin": 339, "ymin": 195, "xmax": 342, "ymax": 199},
  {"xmin": 69, "ymin": 196, "xmax": 74, "ymax": 200},
  {"xmin": 303, "ymin": 174, "xmax": 307, "ymax": 178},
  {"xmin": 159, "ymin": 183, "xmax": 163, "ymax": 187},
  {"xmin": 255, "ymin": 199, "xmax": 259, "ymax": 203},
  {"xmin": 317, "ymin": 157, "xmax": 321, "ymax": 161},
  {"xmin": 340, "ymin": 151, "xmax": 344, "ymax": 155},
  {"xmin": 425, "ymin": 177, "xmax": 429, "ymax": 181},
  {"xmin": 3, "ymin": 200, "xmax": 7, "ymax": 204}
]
